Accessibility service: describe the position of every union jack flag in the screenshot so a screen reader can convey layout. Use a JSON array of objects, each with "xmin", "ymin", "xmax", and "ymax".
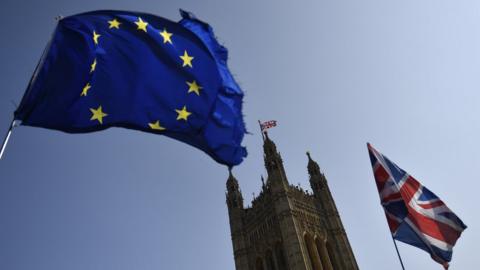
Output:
[
  {"xmin": 260, "ymin": 120, "xmax": 277, "ymax": 132},
  {"xmin": 367, "ymin": 143, "xmax": 466, "ymax": 269}
]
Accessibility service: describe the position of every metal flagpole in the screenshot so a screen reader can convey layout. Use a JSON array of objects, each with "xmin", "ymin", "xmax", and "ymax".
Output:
[
  {"xmin": 258, "ymin": 120, "xmax": 265, "ymax": 141},
  {"xmin": 390, "ymin": 233, "xmax": 406, "ymax": 270},
  {"xmin": 0, "ymin": 119, "xmax": 15, "ymax": 160},
  {"xmin": 0, "ymin": 17, "xmax": 60, "ymax": 161}
]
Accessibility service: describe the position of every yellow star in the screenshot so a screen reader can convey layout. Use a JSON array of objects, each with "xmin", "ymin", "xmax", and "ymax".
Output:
[
  {"xmin": 159, "ymin": 28, "xmax": 173, "ymax": 44},
  {"xmin": 135, "ymin": 17, "xmax": 148, "ymax": 32},
  {"xmin": 90, "ymin": 58, "xmax": 97, "ymax": 73},
  {"xmin": 93, "ymin": 31, "xmax": 101, "ymax": 45},
  {"xmin": 80, "ymin": 83, "xmax": 91, "ymax": 96},
  {"xmin": 90, "ymin": 106, "xmax": 108, "ymax": 124},
  {"xmin": 180, "ymin": 50, "xmax": 194, "ymax": 68},
  {"xmin": 108, "ymin": 19, "xmax": 121, "ymax": 29},
  {"xmin": 148, "ymin": 120, "xmax": 166, "ymax": 131},
  {"xmin": 175, "ymin": 106, "xmax": 192, "ymax": 121},
  {"xmin": 186, "ymin": 80, "xmax": 202, "ymax": 95}
]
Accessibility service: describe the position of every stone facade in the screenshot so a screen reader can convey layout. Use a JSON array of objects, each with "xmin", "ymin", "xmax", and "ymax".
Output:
[{"xmin": 226, "ymin": 133, "xmax": 359, "ymax": 270}]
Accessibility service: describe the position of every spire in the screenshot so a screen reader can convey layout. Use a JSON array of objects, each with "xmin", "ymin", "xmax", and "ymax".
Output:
[
  {"xmin": 263, "ymin": 132, "xmax": 283, "ymax": 172},
  {"xmin": 307, "ymin": 151, "xmax": 328, "ymax": 193},
  {"xmin": 226, "ymin": 169, "xmax": 243, "ymax": 209},
  {"xmin": 226, "ymin": 169, "xmax": 239, "ymax": 192},
  {"xmin": 262, "ymin": 132, "xmax": 289, "ymax": 189},
  {"xmin": 307, "ymin": 151, "xmax": 321, "ymax": 176},
  {"xmin": 263, "ymin": 132, "xmax": 278, "ymax": 156}
]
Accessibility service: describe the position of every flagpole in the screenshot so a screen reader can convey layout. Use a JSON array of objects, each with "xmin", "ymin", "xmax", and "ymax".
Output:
[
  {"xmin": 0, "ymin": 119, "xmax": 15, "ymax": 160},
  {"xmin": 0, "ymin": 17, "xmax": 59, "ymax": 161},
  {"xmin": 258, "ymin": 120, "xmax": 265, "ymax": 141},
  {"xmin": 390, "ymin": 234, "xmax": 406, "ymax": 270}
]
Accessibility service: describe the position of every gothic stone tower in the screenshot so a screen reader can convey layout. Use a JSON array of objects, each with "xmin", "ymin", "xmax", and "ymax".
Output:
[{"xmin": 226, "ymin": 133, "xmax": 359, "ymax": 270}]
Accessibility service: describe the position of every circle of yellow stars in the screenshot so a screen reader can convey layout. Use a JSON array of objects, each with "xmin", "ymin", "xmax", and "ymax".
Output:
[{"xmin": 81, "ymin": 16, "xmax": 204, "ymax": 131}]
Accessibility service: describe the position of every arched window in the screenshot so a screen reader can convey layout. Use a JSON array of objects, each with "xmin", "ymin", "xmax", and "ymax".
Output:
[
  {"xmin": 274, "ymin": 242, "xmax": 287, "ymax": 270},
  {"xmin": 256, "ymin": 257, "xmax": 265, "ymax": 270},
  {"xmin": 315, "ymin": 237, "xmax": 333, "ymax": 270},
  {"xmin": 304, "ymin": 233, "xmax": 323, "ymax": 270},
  {"xmin": 266, "ymin": 250, "xmax": 276, "ymax": 270},
  {"xmin": 326, "ymin": 241, "xmax": 337, "ymax": 269}
]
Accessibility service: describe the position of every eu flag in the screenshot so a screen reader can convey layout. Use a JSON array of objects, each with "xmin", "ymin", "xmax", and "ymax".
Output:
[{"xmin": 14, "ymin": 10, "xmax": 247, "ymax": 166}]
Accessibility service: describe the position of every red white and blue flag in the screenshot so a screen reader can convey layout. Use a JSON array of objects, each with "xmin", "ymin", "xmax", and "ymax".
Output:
[
  {"xmin": 260, "ymin": 120, "xmax": 277, "ymax": 132},
  {"xmin": 367, "ymin": 143, "xmax": 466, "ymax": 269}
]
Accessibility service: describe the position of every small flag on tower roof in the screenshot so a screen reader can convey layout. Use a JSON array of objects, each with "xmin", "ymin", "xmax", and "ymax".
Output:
[{"xmin": 260, "ymin": 120, "xmax": 277, "ymax": 132}]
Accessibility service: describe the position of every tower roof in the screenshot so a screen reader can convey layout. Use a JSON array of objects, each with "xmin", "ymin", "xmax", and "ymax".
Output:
[
  {"xmin": 263, "ymin": 132, "xmax": 278, "ymax": 157},
  {"xmin": 226, "ymin": 169, "xmax": 240, "ymax": 192},
  {"xmin": 307, "ymin": 151, "xmax": 321, "ymax": 176}
]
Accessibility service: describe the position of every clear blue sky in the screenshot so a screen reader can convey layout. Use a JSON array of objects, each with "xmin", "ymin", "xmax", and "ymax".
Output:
[{"xmin": 0, "ymin": 0, "xmax": 477, "ymax": 269}]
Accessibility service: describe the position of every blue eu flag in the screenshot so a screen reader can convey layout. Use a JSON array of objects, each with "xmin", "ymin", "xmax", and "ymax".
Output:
[{"xmin": 14, "ymin": 10, "xmax": 247, "ymax": 166}]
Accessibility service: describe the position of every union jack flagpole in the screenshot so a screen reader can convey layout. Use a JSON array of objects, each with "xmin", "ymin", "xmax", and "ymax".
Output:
[
  {"xmin": 258, "ymin": 120, "xmax": 265, "ymax": 141},
  {"xmin": 391, "ymin": 234, "xmax": 406, "ymax": 270}
]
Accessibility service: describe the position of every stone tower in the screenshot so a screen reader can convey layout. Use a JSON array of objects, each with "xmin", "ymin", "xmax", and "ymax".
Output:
[{"xmin": 226, "ymin": 133, "xmax": 359, "ymax": 270}]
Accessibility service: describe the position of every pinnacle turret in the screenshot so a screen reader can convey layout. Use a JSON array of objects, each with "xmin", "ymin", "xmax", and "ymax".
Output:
[
  {"xmin": 307, "ymin": 151, "xmax": 321, "ymax": 176},
  {"xmin": 226, "ymin": 169, "xmax": 239, "ymax": 192},
  {"xmin": 226, "ymin": 170, "xmax": 244, "ymax": 209},
  {"xmin": 307, "ymin": 152, "xmax": 328, "ymax": 193},
  {"xmin": 263, "ymin": 132, "xmax": 278, "ymax": 157},
  {"xmin": 262, "ymin": 132, "xmax": 288, "ymax": 188}
]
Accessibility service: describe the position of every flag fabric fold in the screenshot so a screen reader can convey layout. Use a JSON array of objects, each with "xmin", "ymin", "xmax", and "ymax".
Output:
[
  {"xmin": 14, "ymin": 10, "xmax": 247, "ymax": 166},
  {"xmin": 367, "ymin": 143, "xmax": 466, "ymax": 269}
]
